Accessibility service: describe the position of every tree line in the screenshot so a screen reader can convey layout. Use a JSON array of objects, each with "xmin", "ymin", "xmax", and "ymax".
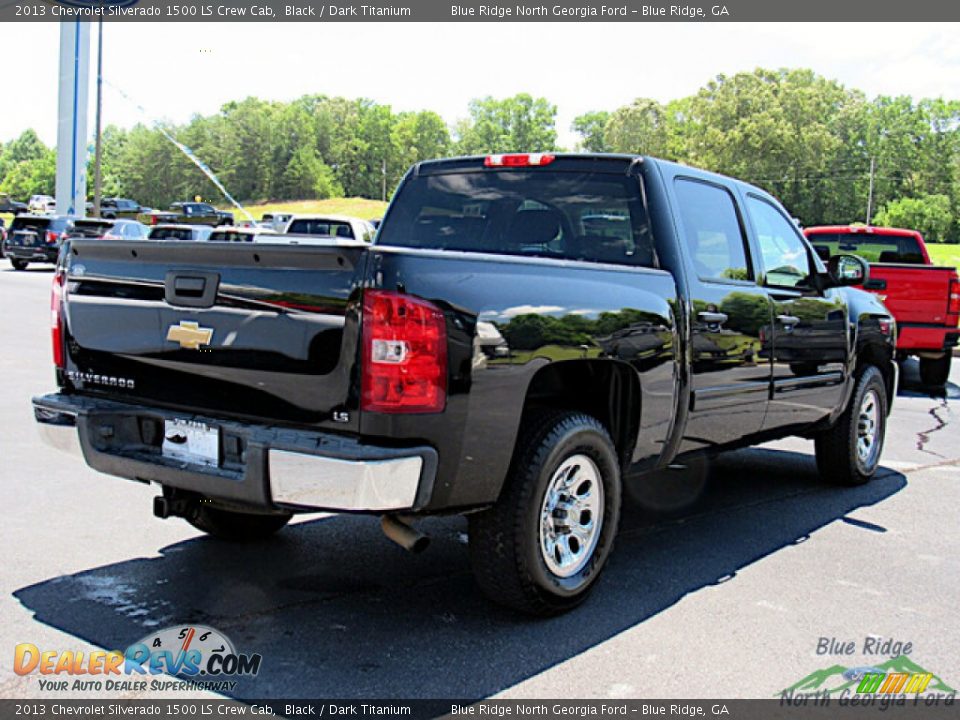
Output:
[{"xmin": 1, "ymin": 68, "xmax": 958, "ymax": 242}]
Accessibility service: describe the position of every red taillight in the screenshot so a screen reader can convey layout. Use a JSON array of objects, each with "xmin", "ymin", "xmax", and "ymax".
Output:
[
  {"xmin": 484, "ymin": 153, "xmax": 555, "ymax": 168},
  {"xmin": 51, "ymin": 269, "xmax": 66, "ymax": 369},
  {"xmin": 46, "ymin": 230, "xmax": 58, "ymax": 244},
  {"xmin": 361, "ymin": 290, "xmax": 447, "ymax": 414},
  {"xmin": 151, "ymin": 215, "xmax": 160, "ymax": 226},
  {"xmin": 949, "ymin": 278, "xmax": 960, "ymax": 317}
]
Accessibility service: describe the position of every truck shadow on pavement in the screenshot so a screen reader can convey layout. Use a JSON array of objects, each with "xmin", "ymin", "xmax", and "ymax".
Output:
[{"xmin": 15, "ymin": 448, "xmax": 905, "ymax": 700}]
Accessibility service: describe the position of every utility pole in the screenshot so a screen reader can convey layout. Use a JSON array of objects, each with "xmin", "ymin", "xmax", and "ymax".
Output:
[
  {"xmin": 93, "ymin": 20, "xmax": 104, "ymax": 218},
  {"xmin": 865, "ymin": 156, "xmax": 875, "ymax": 225},
  {"xmin": 381, "ymin": 158, "xmax": 387, "ymax": 202}
]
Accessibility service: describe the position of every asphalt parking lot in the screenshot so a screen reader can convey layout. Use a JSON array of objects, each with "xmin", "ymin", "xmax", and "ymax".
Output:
[{"xmin": 1, "ymin": 265, "xmax": 957, "ymax": 701}]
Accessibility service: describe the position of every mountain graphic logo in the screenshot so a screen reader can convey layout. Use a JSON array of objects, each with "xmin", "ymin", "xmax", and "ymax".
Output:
[{"xmin": 780, "ymin": 655, "xmax": 956, "ymax": 696}]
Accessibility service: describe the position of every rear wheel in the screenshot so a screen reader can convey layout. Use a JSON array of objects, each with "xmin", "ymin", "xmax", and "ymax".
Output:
[
  {"xmin": 468, "ymin": 411, "xmax": 621, "ymax": 615},
  {"xmin": 815, "ymin": 366, "xmax": 888, "ymax": 486},
  {"xmin": 919, "ymin": 355, "xmax": 951, "ymax": 387},
  {"xmin": 188, "ymin": 505, "xmax": 292, "ymax": 541},
  {"xmin": 10, "ymin": 259, "xmax": 27, "ymax": 271}
]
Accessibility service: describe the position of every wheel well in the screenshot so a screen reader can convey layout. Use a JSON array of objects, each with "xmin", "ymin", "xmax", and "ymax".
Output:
[
  {"xmin": 520, "ymin": 360, "xmax": 640, "ymax": 468},
  {"xmin": 858, "ymin": 342, "xmax": 895, "ymax": 406}
]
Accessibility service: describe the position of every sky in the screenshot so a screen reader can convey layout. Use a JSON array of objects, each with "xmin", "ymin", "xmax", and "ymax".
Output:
[{"xmin": 5, "ymin": 22, "xmax": 960, "ymax": 151}]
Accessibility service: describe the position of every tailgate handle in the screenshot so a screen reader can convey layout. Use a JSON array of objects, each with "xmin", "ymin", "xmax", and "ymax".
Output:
[
  {"xmin": 864, "ymin": 278, "xmax": 887, "ymax": 290},
  {"xmin": 165, "ymin": 271, "xmax": 220, "ymax": 308},
  {"xmin": 174, "ymin": 277, "xmax": 206, "ymax": 296}
]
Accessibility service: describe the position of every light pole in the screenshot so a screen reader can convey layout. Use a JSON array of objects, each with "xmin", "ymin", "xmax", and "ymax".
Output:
[{"xmin": 93, "ymin": 19, "xmax": 104, "ymax": 218}]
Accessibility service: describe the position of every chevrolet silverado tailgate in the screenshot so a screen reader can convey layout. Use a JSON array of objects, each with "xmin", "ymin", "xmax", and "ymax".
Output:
[{"xmin": 62, "ymin": 238, "xmax": 368, "ymax": 428}]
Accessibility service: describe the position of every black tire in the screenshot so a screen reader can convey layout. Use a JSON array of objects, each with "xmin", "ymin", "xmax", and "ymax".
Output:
[
  {"xmin": 815, "ymin": 366, "xmax": 888, "ymax": 486},
  {"xmin": 187, "ymin": 505, "xmax": 292, "ymax": 541},
  {"xmin": 468, "ymin": 410, "xmax": 622, "ymax": 615},
  {"xmin": 10, "ymin": 259, "xmax": 27, "ymax": 271},
  {"xmin": 919, "ymin": 355, "xmax": 951, "ymax": 387}
]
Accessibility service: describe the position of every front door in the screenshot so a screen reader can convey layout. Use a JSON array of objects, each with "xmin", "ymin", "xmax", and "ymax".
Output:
[
  {"xmin": 743, "ymin": 195, "xmax": 849, "ymax": 431},
  {"xmin": 673, "ymin": 177, "xmax": 774, "ymax": 453}
]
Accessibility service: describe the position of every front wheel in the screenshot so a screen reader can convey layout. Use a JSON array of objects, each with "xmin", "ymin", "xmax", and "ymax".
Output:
[
  {"xmin": 468, "ymin": 411, "xmax": 621, "ymax": 615},
  {"xmin": 919, "ymin": 355, "xmax": 951, "ymax": 387},
  {"xmin": 10, "ymin": 259, "xmax": 27, "ymax": 270},
  {"xmin": 815, "ymin": 366, "xmax": 888, "ymax": 486}
]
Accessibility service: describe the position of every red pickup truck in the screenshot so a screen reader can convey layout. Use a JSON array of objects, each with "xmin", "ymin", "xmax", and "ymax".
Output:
[{"xmin": 804, "ymin": 225, "xmax": 959, "ymax": 386}]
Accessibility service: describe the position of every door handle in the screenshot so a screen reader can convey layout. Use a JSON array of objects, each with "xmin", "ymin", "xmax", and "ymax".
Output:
[
  {"xmin": 777, "ymin": 314, "xmax": 801, "ymax": 326},
  {"xmin": 698, "ymin": 311, "xmax": 728, "ymax": 324}
]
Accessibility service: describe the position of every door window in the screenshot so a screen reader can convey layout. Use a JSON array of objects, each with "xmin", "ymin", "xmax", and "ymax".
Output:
[
  {"xmin": 747, "ymin": 197, "xmax": 812, "ymax": 290},
  {"xmin": 674, "ymin": 179, "xmax": 751, "ymax": 282}
]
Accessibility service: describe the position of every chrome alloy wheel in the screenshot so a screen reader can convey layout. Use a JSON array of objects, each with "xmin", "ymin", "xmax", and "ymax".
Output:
[
  {"xmin": 539, "ymin": 454, "xmax": 605, "ymax": 578},
  {"xmin": 856, "ymin": 389, "xmax": 881, "ymax": 467}
]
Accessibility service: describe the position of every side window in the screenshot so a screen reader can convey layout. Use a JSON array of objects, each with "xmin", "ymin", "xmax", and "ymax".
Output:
[
  {"xmin": 674, "ymin": 178, "xmax": 751, "ymax": 282},
  {"xmin": 746, "ymin": 196, "xmax": 811, "ymax": 289}
]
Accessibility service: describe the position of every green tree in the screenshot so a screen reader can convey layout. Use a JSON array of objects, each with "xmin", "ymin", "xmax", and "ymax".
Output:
[
  {"xmin": 572, "ymin": 111, "xmax": 611, "ymax": 152},
  {"xmin": 604, "ymin": 99, "xmax": 670, "ymax": 156},
  {"xmin": 455, "ymin": 94, "xmax": 557, "ymax": 154},
  {"xmin": 0, "ymin": 129, "xmax": 48, "ymax": 182},
  {"xmin": 392, "ymin": 110, "xmax": 451, "ymax": 186},
  {"xmin": 873, "ymin": 193, "xmax": 954, "ymax": 243},
  {"xmin": 0, "ymin": 149, "xmax": 55, "ymax": 199},
  {"xmin": 279, "ymin": 146, "xmax": 342, "ymax": 200}
]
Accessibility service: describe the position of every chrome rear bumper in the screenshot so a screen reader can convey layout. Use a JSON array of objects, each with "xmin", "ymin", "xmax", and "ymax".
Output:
[{"xmin": 33, "ymin": 393, "xmax": 436, "ymax": 513}]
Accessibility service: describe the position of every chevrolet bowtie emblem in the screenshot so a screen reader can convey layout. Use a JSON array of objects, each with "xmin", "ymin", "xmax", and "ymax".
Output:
[{"xmin": 166, "ymin": 321, "xmax": 214, "ymax": 350}]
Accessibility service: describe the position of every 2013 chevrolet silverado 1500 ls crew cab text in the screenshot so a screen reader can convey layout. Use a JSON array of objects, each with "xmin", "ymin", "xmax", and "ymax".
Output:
[{"xmin": 34, "ymin": 154, "xmax": 896, "ymax": 615}]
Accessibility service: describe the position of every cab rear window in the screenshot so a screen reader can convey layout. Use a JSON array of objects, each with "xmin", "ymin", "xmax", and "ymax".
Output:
[
  {"xmin": 808, "ymin": 233, "xmax": 925, "ymax": 264},
  {"xmin": 11, "ymin": 217, "xmax": 52, "ymax": 232},
  {"xmin": 149, "ymin": 227, "xmax": 194, "ymax": 240},
  {"xmin": 377, "ymin": 170, "xmax": 656, "ymax": 267},
  {"xmin": 288, "ymin": 219, "xmax": 355, "ymax": 238}
]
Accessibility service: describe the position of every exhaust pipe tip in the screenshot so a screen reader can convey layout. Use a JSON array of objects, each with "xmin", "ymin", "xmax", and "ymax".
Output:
[{"xmin": 381, "ymin": 514, "xmax": 430, "ymax": 554}]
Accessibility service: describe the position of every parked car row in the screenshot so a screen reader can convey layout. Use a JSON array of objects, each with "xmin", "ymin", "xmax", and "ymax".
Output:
[
  {"xmin": 139, "ymin": 202, "xmax": 234, "ymax": 227},
  {"xmin": 0, "ymin": 212, "xmax": 378, "ymax": 271}
]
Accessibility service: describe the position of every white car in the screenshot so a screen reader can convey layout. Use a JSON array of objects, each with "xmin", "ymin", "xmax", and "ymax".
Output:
[
  {"xmin": 260, "ymin": 213, "xmax": 294, "ymax": 232},
  {"xmin": 283, "ymin": 214, "xmax": 376, "ymax": 243},
  {"xmin": 28, "ymin": 195, "xmax": 56, "ymax": 214},
  {"xmin": 147, "ymin": 224, "xmax": 213, "ymax": 241}
]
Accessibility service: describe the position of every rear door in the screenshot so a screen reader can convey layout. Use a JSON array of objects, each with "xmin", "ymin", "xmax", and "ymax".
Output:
[
  {"xmin": 744, "ymin": 196, "xmax": 848, "ymax": 431},
  {"xmin": 672, "ymin": 177, "xmax": 774, "ymax": 453}
]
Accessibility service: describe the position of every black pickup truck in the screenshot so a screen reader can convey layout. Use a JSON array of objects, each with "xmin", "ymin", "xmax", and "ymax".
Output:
[
  {"xmin": 140, "ymin": 202, "xmax": 234, "ymax": 227},
  {"xmin": 34, "ymin": 154, "xmax": 896, "ymax": 615}
]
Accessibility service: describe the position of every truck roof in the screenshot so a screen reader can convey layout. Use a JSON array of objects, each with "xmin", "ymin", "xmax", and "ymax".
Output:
[
  {"xmin": 411, "ymin": 153, "xmax": 781, "ymax": 203},
  {"xmin": 804, "ymin": 225, "xmax": 925, "ymax": 242},
  {"xmin": 286, "ymin": 214, "xmax": 368, "ymax": 223}
]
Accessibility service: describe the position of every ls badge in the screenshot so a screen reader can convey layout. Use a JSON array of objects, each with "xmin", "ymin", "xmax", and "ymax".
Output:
[{"xmin": 167, "ymin": 321, "xmax": 214, "ymax": 350}]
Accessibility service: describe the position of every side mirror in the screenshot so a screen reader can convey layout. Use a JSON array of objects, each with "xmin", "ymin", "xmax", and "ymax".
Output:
[{"xmin": 823, "ymin": 254, "xmax": 869, "ymax": 288}]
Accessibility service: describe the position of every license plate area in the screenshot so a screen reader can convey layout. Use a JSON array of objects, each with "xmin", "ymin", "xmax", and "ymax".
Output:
[{"xmin": 162, "ymin": 419, "xmax": 219, "ymax": 467}]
